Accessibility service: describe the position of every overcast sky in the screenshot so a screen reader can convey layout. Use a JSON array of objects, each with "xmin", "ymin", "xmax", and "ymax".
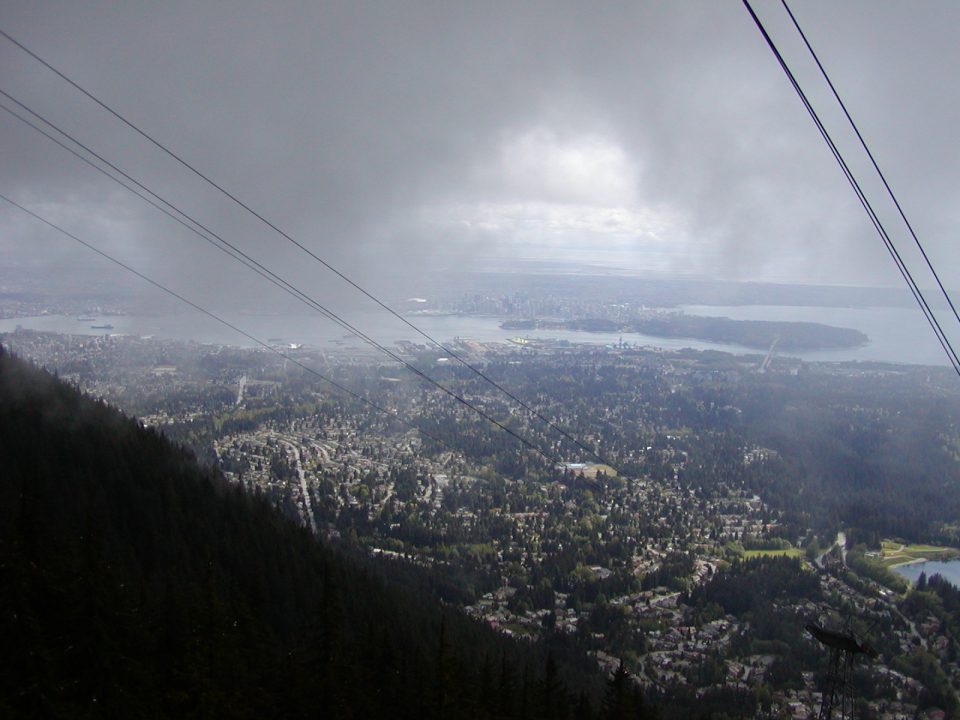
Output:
[{"xmin": 1, "ymin": 1, "xmax": 959, "ymax": 311}]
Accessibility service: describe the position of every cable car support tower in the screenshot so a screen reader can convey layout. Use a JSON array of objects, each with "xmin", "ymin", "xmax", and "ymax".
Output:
[{"xmin": 806, "ymin": 622, "xmax": 877, "ymax": 720}]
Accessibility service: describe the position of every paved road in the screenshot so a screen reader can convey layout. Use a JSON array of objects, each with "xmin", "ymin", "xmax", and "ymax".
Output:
[
  {"xmin": 273, "ymin": 435, "xmax": 317, "ymax": 535},
  {"xmin": 815, "ymin": 531, "xmax": 847, "ymax": 569}
]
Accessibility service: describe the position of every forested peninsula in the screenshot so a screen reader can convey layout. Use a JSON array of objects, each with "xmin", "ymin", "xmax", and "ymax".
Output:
[{"xmin": 501, "ymin": 313, "xmax": 868, "ymax": 351}]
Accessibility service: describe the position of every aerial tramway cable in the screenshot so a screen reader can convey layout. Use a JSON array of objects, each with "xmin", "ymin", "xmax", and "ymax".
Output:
[
  {"xmin": 780, "ymin": 0, "xmax": 960, "ymax": 333},
  {"xmin": 0, "ymin": 90, "xmax": 558, "ymax": 463},
  {"xmin": 0, "ymin": 28, "xmax": 608, "ymax": 466},
  {"xmin": 0, "ymin": 192, "xmax": 453, "ymax": 450},
  {"xmin": 741, "ymin": 0, "xmax": 960, "ymax": 377}
]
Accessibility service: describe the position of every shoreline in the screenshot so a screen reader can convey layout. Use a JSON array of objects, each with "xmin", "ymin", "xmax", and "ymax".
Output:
[
  {"xmin": 888, "ymin": 557, "xmax": 931, "ymax": 569},
  {"xmin": 0, "ymin": 311, "xmax": 952, "ymax": 367}
]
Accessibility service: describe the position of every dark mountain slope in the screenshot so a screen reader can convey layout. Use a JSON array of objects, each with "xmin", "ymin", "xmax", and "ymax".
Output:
[{"xmin": 0, "ymin": 346, "xmax": 619, "ymax": 719}]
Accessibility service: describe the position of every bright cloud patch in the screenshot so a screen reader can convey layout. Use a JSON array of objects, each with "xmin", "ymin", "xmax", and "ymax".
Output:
[
  {"xmin": 436, "ymin": 201, "xmax": 671, "ymax": 242},
  {"xmin": 496, "ymin": 127, "xmax": 638, "ymax": 206},
  {"xmin": 418, "ymin": 126, "xmax": 694, "ymax": 271}
]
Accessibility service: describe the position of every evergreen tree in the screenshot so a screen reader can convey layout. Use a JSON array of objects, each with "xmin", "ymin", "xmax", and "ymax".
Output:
[
  {"xmin": 0, "ymin": 346, "xmax": 609, "ymax": 720},
  {"xmin": 601, "ymin": 660, "xmax": 652, "ymax": 720}
]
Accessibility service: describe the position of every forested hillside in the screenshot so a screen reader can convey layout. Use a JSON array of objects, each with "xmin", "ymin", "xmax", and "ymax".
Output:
[{"xmin": 0, "ymin": 346, "xmax": 639, "ymax": 719}]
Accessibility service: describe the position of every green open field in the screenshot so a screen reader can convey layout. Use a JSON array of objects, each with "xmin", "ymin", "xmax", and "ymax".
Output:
[
  {"xmin": 590, "ymin": 464, "xmax": 618, "ymax": 478},
  {"xmin": 743, "ymin": 548, "xmax": 803, "ymax": 559},
  {"xmin": 880, "ymin": 540, "xmax": 960, "ymax": 568},
  {"xmin": 562, "ymin": 463, "xmax": 618, "ymax": 479}
]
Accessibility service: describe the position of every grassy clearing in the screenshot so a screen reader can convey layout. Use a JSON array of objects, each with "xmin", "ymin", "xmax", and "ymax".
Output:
[
  {"xmin": 591, "ymin": 464, "xmax": 619, "ymax": 477},
  {"xmin": 563, "ymin": 463, "xmax": 619, "ymax": 479},
  {"xmin": 880, "ymin": 540, "xmax": 960, "ymax": 568}
]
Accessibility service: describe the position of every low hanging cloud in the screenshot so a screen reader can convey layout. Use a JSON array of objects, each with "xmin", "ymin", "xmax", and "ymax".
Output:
[{"xmin": 1, "ymin": 0, "xmax": 958, "ymax": 300}]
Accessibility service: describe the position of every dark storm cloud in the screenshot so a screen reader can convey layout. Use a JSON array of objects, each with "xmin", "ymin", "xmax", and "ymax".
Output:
[{"xmin": 1, "ymin": 1, "xmax": 958, "ymax": 303}]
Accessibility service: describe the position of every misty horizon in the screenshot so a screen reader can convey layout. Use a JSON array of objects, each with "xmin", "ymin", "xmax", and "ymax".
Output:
[{"xmin": 2, "ymin": 1, "xmax": 960, "ymax": 329}]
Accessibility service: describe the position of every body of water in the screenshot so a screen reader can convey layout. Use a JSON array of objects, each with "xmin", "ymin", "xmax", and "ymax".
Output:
[
  {"xmin": 0, "ymin": 303, "xmax": 947, "ymax": 366},
  {"xmin": 892, "ymin": 559, "xmax": 960, "ymax": 589},
  {"xmin": 680, "ymin": 304, "xmax": 947, "ymax": 366},
  {"xmin": 0, "ymin": 311, "xmax": 754, "ymax": 355}
]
